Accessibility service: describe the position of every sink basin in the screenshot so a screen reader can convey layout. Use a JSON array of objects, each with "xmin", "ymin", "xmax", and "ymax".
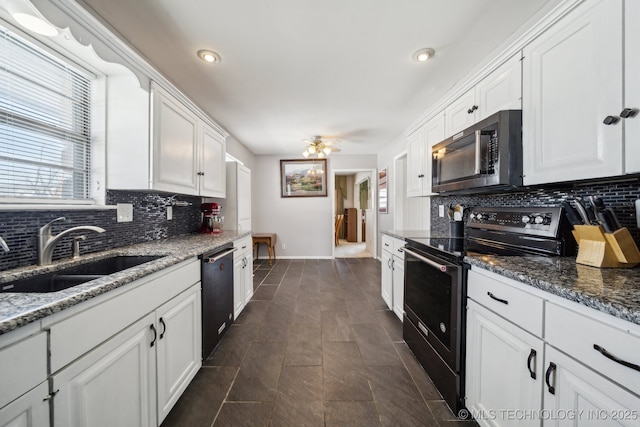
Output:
[{"xmin": 1, "ymin": 255, "xmax": 164, "ymax": 293}]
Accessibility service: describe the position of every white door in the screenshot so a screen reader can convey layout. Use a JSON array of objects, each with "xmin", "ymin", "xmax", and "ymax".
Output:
[
  {"xmin": 465, "ymin": 300, "xmax": 543, "ymax": 427},
  {"xmin": 543, "ymin": 345, "xmax": 640, "ymax": 427},
  {"xmin": 54, "ymin": 313, "xmax": 157, "ymax": 427},
  {"xmin": 200, "ymin": 124, "xmax": 226, "ymax": 197},
  {"xmin": 381, "ymin": 249, "xmax": 393, "ymax": 310},
  {"xmin": 151, "ymin": 84, "xmax": 199, "ymax": 194},
  {"xmin": 476, "ymin": 53, "xmax": 522, "ymax": 120},
  {"xmin": 156, "ymin": 286, "xmax": 202, "ymax": 424},
  {"xmin": 237, "ymin": 164, "xmax": 252, "ymax": 232},
  {"xmin": 406, "ymin": 128, "xmax": 425, "ymax": 197},
  {"xmin": 624, "ymin": 0, "xmax": 640, "ymax": 173},
  {"xmin": 392, "ymin": 256, "xmax": 404, "ymax": 320},
  {"xmin": 522, "ymin": 0, "xmax": 623, "ymax": 185},
  {"xmin": 0, "ymin": 383, "xmax": 49, "ymax": 427}
]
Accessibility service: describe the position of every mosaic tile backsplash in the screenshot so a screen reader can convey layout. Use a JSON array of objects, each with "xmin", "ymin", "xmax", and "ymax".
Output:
[
  {"xmin": 0, "ymin": 191, "xmax": 203, "ymax": 271},
  {"xmin": 431, "ymin": 177, "xmax": 640, "ymax": 243}
]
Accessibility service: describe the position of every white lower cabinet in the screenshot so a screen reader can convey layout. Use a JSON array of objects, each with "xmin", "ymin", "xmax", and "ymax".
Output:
[
  {"xmin": 53, "ymin": 284, "xmax": 201, "ymax": 427},
  {"xmin": 543, "ymin": 345, "xmax": 640, "ymax": 427},
  {"xmin": 380, "ymin": 235, "xmax": 405, "ymax": 321},
  {"xmin": 53, "ymin": 313, "xmax": 157, "ymax": 427},
  {"xmin": 233, "ymin": 236, "xmax": 253, "ymax": 319},
  {"xmin": 0, "ymin": 382, "xmax": 50, "ymax": 427},
  {"xmin": 467, "ymin": 267, "xmax": 640, "ymax": 427},
  {"xmin": 466, "ymin": 299, "xmax": 542, "ymax": 427}
]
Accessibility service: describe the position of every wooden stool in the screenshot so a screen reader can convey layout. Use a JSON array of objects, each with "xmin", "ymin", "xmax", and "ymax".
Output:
[{"xmin": 252, "ymin": 233, "xmax": 277, "ymax": 265}]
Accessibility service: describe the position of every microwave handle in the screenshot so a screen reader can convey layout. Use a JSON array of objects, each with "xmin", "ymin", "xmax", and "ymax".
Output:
[{"xmin": 474, "ymin": 130, "xmax": 481, "ymax": 175}]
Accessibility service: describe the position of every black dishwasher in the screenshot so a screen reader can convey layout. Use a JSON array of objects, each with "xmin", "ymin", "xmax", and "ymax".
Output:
[{"xmin": 200, "ymin": 243, "xmax": 236, "ymax": 359}]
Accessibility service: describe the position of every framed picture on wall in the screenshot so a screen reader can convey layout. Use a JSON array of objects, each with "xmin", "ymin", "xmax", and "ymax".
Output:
[
  {"xmin": 280, "ymin": 159, "xmax": 328, "ymax": 197},
  {"xmin": 378, "ymin": 168, "xmax": 388, "ymax": 213}
]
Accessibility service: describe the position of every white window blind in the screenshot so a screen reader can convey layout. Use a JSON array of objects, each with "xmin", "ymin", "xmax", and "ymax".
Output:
[{"xmin": 0, "ymin": 26, "xmax": 91, "ymax": 201}]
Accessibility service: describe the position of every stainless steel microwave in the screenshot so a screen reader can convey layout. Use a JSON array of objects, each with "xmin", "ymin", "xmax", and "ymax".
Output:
[{"xmin": 431, "ymin": 110, "xmax": 522, "ymax": 193}]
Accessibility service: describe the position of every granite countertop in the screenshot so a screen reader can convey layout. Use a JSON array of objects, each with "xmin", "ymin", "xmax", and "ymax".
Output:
[
  {"xmin": 382, "ymin": 230, "xmax": 433, "ymax": 240},
  {"xmin": 0, "ymin": 231, "xmax": 250, "ymax": 335},
  {"xmin": 465, "ymin": 255, "xmax": 640, "ymax": 326}
]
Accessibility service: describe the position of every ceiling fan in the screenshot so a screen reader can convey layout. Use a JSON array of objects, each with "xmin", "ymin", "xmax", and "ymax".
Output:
[{"xmin": 302, "ymin": 136, "xmax": 341, "ymax": 158}]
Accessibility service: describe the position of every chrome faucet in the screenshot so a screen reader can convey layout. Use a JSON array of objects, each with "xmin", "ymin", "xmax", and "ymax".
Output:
[{"xmin": 38, "ymin": 217, "xmax": 106, "ymax": 265}]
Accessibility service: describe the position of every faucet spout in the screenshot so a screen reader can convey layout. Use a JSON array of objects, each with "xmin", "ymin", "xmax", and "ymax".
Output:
[{"xmin": 37, "ymin": 219, "xmax": 106, "ymax": 265}]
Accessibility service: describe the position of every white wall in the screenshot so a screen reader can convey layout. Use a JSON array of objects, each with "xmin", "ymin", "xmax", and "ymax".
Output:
[{"xmin": 253, "ymin": 154, "xmax": 376, "ymax": 258}]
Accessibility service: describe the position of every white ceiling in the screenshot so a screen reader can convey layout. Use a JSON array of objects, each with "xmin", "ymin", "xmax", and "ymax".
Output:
[{"xmin": 78, "ymin": 0, "xmax": 554, "ymax": 156}]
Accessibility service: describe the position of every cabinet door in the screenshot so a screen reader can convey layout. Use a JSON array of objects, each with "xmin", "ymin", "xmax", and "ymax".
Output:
[
  {"xmin": 465, "ymin": 300, "xmax": 543, "ymax": 427},
  {"xmin": 156, "ymin": 286, "xmax": 202, "ymax": 424},
  {"xmin": 625, "ymin": 0, "xmax": 640, "ymax": 173},
  {"xmin": 476, "ymin": 53, "xmax": 522, "ymax": 120},
  {"xmin": 381, "ymin": 250, "xmax": 393, "ymax": 310},
  {"xmin": 406, "ymin": 128, "xmax": 425, "ymax": 197},
  {"xmin": 200, "ymin": 124, "xmax": 226, "ymax": 197},
  {"xmin": 237, "ymin": 164, "xmax": 252, "ymax": 232},
  {"xmin": 392, "ymin": 256, "xmax": 404, "ymax": 321},
  {"xmin": 0, "ymin": 382, "xmax": 49, "ymax": 427},
  {"xmin": 151, "ymin": 84, "xmax": 199, "ymax": 194},
  {"xmin": 522, "ymin": 0, "xmax": 623, "ymax": 185},
  {"xmin": 445, "ymin": 88, "xmax": 477, "ymax": 136},
  {"xmin": 543, "ymin": 345, "xmax": 640, "ymax": 427},
  {"xmin": 54, "ymin": 313, "xmax": 157, "ymax": 427},
  {"xmin": 233, "ymin": 254, "xmax": 246, "ymax": 319},
  {"xmin": 422, "ymin": 113, "xmax": 445, "ymax": 196},
  {"xmin": 243, "ymin": 251, "xmax": 254, "ymax": 304}
]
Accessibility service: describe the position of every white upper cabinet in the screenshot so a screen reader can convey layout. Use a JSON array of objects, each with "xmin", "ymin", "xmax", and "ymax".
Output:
[
  {"xmin": 152, "ymin": 84, "xmax": 199, "ymax": 194},
  {"xmin": 522, "ymin": 0, "xmax": 624, "ymax": 185},
  {"xmin": 445, "ymin": 53, "xmax": 522, "ymax": 136},
  {"xmin": 406, "ymin": 112, "xmax": 445, "ymax": 197},
  {"xmin": 624, "ymin": 0, "xmax": 640, "ymax": 173},
  {"xmin": 151, "ymin": 83, "xmax": 227, "ymax": 196},
  {"xmin": 106, "ymin": 78, "xmax": 226, "ymax": 196},
  {"xmin": 199, "ymin": 123, "xmax": 226, "ymax": 198}
]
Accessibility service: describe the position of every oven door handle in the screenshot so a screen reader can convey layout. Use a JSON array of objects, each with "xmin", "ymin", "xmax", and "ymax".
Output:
[{"xmin": 402, "ymin": 247, "xmax": 451, "ymax": 272}]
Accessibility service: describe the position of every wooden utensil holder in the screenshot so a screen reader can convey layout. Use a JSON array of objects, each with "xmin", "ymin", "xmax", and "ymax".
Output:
[{"xmin": 573, "ymin": 225, "xmax": 640, "ymax": 268}]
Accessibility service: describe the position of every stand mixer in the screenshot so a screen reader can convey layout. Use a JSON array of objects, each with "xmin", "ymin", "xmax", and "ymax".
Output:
[{"xmin": 200, "ymin": 203, "xmax": 224, "ymax": 234}]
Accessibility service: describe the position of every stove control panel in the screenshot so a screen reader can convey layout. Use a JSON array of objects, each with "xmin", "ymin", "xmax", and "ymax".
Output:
[{"xmin": 468, "ymin": 207, "xmax": 562, "ymax": 238}]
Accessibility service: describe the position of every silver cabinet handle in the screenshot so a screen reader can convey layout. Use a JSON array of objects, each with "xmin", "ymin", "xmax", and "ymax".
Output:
[{"xmin": 204, "ymin": 247, "xmax": 237, "ymax": 263}]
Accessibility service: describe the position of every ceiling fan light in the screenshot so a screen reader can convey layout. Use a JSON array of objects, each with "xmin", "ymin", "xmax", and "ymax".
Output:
[
  {"xmin": 308, "ymin": 145, "xmax": 316, "ymax": 154},
  {"xmin": 317, "ymin": 151, "xmax": 326, "ymax": 159},
  {"xmin": 302, "ymin": 150, "xmax": 310, "ymax": 158},
  {"xmin": 323, "ymin": 147, "xmax": 332, "ymax": 155}
]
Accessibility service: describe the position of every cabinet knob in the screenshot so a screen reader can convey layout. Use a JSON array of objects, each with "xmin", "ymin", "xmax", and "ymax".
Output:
[
  {"xmin": 620, "ymin": 108, "xmax": 638, "ymax": 119},
  {"xmin": 418, "ymin": 174, "xmax": 424, "ymax": 178},
  {"xmin": 467, "ymin": 105, "xmax": 478, "ymax": 114},
  {"xmin": 603, "ymin": 115, "xmax": 620, "ymax": 125}
]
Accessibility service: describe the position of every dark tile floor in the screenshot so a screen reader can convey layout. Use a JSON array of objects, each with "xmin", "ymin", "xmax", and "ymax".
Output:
[{"xmin": 161, "ymin": 258, "xmax": 477, "ymax": 427}]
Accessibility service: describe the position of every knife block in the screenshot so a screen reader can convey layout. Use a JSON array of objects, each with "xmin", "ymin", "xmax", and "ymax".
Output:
[{"xmin": 573, "ymin": 225, "xmax": 640, "ymax": 268}]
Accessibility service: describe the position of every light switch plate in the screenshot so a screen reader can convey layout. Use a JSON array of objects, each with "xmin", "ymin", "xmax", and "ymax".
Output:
[
  {"xmin": 117, "ymin": 203, "xmax": 133, "ymax": 222},
  {"xmin": 438, "ymin": 205, "xmax": 445, "ymax": 218},
  {"xmin": 167, "ymin": 206, "xmax": 173, "ymax": 221}
]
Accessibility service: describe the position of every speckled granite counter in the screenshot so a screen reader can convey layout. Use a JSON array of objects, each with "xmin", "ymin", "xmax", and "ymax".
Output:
[
  {"xmin": 0, "ymin": 231, "xmax": 250, "ymax": 335},
  {"xmin": 382, "ymin": 230, "xmax": 433, "ymax": 240},
  {"xmin": 465, "ymin": 255, "xmax": 640, "ymax": 326}
]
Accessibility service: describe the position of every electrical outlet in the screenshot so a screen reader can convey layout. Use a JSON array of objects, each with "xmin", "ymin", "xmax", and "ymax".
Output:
[
  {"xmin": 438, "ymin": 204, "xmax": 445, "ymax": 218},
  {"xmin": 636, "ymin": 199, "xmax": 640, "ymax": 228},
  {"xmin": 116, "ymin": 203, "xmax": 133, "ymax": 222},
  {"xmin": 166, "ymin": 206, "xmax": 173, "ymax": 220},
  {"xmin": 281, "ymin": 243, "xmax": 286, "ymax": 250}
]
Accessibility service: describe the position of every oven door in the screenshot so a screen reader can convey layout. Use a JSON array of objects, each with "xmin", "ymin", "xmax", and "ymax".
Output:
[{"xmin": 402, "ymin": 246, "xmax": 464, "ymax": 370}]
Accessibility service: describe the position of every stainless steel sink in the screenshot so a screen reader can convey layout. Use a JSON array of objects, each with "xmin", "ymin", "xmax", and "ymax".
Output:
[{"xmin": 1, "ymin": 255, "xmax": 164, "ymax": 293}]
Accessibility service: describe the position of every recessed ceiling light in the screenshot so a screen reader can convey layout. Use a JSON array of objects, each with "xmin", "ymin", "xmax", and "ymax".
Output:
[
  {"xmin": 413, "ymin": 48, "xmax": 435, "ymax": 63},
  {"xmin": 197, "ymin": 50, "xmax": 221, "ymax": 64}
]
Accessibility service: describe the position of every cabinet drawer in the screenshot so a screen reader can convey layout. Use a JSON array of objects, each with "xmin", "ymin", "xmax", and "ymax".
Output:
[
  {"xmin": 0, "ymin": 332, "xmax": 47, "ymax": 409},
  {"xmin": 381, "ymin": 235, "xmax": 393, "ymax": 253},
  {"xmin": 467, "ymin": 269, "xmax": 543, "ymax": 337},
  {"xmin": 392, "ymin": 238, "xmax": 406, "ymax": 260},
  {"xmin": 546, "ymin": 301, "xmax": 640, "ymax": 393},
  {"xmin": 234, "ymin": 236, "xmax": 252, "ymax": 257}
]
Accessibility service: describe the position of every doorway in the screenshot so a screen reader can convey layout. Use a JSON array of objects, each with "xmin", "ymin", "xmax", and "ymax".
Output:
[{"xmin": 332, "ymin": 169, "xmax": 376, "ymax": 258}]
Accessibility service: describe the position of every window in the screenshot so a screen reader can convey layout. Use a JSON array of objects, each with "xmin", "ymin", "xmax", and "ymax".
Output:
[{"xmin": 0, "ymin": 26, "xmax": 92, "ymax": 201}]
